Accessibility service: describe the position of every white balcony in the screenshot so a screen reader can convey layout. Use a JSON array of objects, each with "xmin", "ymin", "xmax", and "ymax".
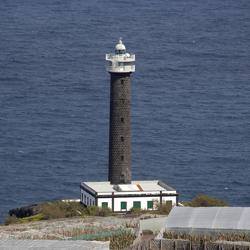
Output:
[
  {"xmin": 106, "ymin": 53, "xmax": 135, "ymax": 73},
  {"xmin": 106, "ymin": 64, "xmax": 135, "ymax": 73},
  {"xmin": 106, "ymin": 53, "xmax": 135, "ymax": 62}
]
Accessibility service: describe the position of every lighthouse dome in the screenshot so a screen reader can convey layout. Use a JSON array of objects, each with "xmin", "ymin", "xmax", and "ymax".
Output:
[{"xmin": 115, "ymin": 39, "xmax": 126, "ymax": 54}]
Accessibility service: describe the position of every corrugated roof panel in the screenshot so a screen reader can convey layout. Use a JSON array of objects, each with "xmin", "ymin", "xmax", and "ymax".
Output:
[
  {"xmin": 213, "ymin": 207, "xmax": 243, "ymax": 229},
  {"xmin": 191, "ymin": 207, "xmax": 217, "ymax": 229},
  {"xmin": 238, "ymin": 207, "xmax": 250, "ymax": 230},
  {"xmin": 166, "ymin": 207, "xmax": 193, "ymax": 228},
  {"xmin": 166, "ymin": 207, "xmax": 250, "ymax": 232}
]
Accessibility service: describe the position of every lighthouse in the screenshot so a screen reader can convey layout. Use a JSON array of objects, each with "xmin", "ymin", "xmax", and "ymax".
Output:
[
  {"xmin": 80, "ymin": 39, "xmax": 178, "ymax": 211},
  {"xmin": 106, "ymin": 39, "xmax": 135, "ymax": 184}
]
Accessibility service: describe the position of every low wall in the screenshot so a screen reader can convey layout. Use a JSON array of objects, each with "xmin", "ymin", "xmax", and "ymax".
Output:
[{"xmin": 127, "ymin": 239, "xmax": 250, "ymax": 250}]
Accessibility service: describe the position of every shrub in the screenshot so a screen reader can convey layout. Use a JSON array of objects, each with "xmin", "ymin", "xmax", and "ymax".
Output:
[
  {"xmin": 98, "ymin": 207, "xmax": 112, "ymax": 217},
  {"xmin": 5, "ymin": 215, "xmax": 19, "ymax": 225},
  {"xmin": 156, "ymin": 201, "xmax": 172, "ymax": 215},
  {"xmin": 9, "ymin": 205, "xmax": 38, "ymax": 218},
  {"xmin": 185, "ymin": 194, "xmax": 227, "ymax": 207},
  {"xmin": 85, "ymin": 206, "xmax": 112, "ymax": 217},
  {"xmin": 109, "ymin": 230, "xmax": 136, "ymax": 250},
  {"xmin": 39, "ymin": 201, "xmax": 86, "ymax": 219},
  {"xmin": 4, "ymin": 201, "xmax": 115, "ymax": 225},
  {"xmin": 129, "ymin": 207, "xmax": 142, "ymax": 215}
]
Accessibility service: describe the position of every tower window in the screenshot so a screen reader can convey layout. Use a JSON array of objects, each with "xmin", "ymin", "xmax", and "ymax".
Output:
[
  {"xmin": 121, "ymin": 136, "xmax": 124, "ymax": 142},
  {"xmin": 121, "ymin": 155, "xmax": 124, "ymax": 161},
  {"xmin": 121, "ymin": 117, "xmax": 124, "ymax": 122},
  {"xmin": 121, "ymin": 80, "xmax": 124, "ymax": 85}
]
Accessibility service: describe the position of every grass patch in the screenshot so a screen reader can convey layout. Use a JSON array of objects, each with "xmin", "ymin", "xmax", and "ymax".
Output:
[
  {"xmin": 4, "ymin": 201, "xmax": 112, "ymax": 225},
  {"xmin": 39, "ymin": 201, "xmax": 86, "ymax": 220},
  {"xmin": 109, "ymin": 230, "xmax": 136, "ymax": 250},
  {"xmin": 5, "ymin": 194, "xmax": 227, "ymax": 225},
  {"xmin": 5, "ymin": 213, "xmax": 45, "ymax": 225},
  {"xmin": 184, "ymin": 194, "xmax": 227, "ymax": 207}
]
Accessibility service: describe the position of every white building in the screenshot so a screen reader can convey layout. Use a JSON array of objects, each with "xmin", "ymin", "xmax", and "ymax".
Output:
[{"xmin": 80, "ymin": 180, "xmax": 178, "ymax": 212}]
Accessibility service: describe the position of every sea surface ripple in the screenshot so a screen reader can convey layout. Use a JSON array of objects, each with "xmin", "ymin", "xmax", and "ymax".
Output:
[{"xmin": 0, "ymin": 0, "xmax": 250, "ymax": 222}]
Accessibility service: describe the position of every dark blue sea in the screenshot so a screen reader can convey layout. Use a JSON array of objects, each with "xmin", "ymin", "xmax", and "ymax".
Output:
[{"xmin": 0, "ymin": 0, "xmax": 250, "ymax": 223}]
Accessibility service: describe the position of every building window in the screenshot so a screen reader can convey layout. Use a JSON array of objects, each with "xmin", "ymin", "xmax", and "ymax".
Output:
[
  {"xmin": 102, "ymin": 202, "xmax": 108, "ymax": 208},
  {"xmin": 121, "ymin": 202, "xmax": 127, "ymax": 210},
  {"xmin": 84, "ymin": 195, "xmax": 86, "ymax": 203},
  {"xmin": 121, "ymin": 155, "xmax": 124, "ymax": 161},
  {"xmin": 133, "ymin": 201, "xmax": 141, "ymax": 209},
  {"xmin": 81, "ymin": 193, "xmax": 83, "ymax": 201},
  {"xmin": 121, "ymin": 117, "xmax": 124, "ymax": 123},
  {"xmin": 87, "ymin": 197, "xmax": 89, "ymax": 205},
  {"xmin": 147, "ymin": 201, "xmax": 153, "ymax": 209},
  {"xmin": 121, "ymin": 79, "xmax": 124, "ymax": 85},
  {"xmin": 121, "ymin": 136, "xmax": 124, "ymax": 142}
]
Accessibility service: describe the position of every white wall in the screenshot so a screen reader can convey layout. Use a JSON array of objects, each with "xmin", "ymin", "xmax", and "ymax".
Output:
[
  {"xmin": 80, "ymin": 188, "xmax": 95, "ymax": 206},
  {"xmin": 113, "ymin": 196, "xmax": 160, "ymax": 211},
  {"xmin": 96, "ymin": 196, "xmax": 177, "ymax": 211},
  {"xmin": 162, "ymin": 196, "xmax": 176, "ymax": 206},
  {"xmin": 97, "ymin": 198, "xmax": 112, "ymax": 208},
  {"xmin": 113, "ymin": 196, "xmax": 177, "ymax": 211}
]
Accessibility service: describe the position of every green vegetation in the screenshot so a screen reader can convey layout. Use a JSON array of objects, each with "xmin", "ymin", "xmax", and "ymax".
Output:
[
  {"xmin": 156, "ymin": 201, "xmax": 172, "ymax": 215},
  {"xmin": 5, "ymin": 201, "xmax": 112, "ymax": 225},
  {"xmin": 129, "ymin": 207, "xmax": 142, "ymax": 214},
  {"xmin": 5, "ymin": 213, "xmax": 45, "ymax": 225},
  {"xmin": 70, "ymin": 226, "xmax": 136, "ymax": 249},
  {"xmin": 67, "ymin": 227, "xmax": 136, "ymax": 249},
  {"xmin": 39, "ymin": 201, "xmax": 86, "ymax": 219},
  {"xmin": 4, "ymin": 194, "xmax": 227, "ymax": 225},
  {"xmin": 128, "ymin": 201, "xmax": 173, "ymax": 216},
  {"xmin": 84, "ymin": 206, "xmax": 112, "ymax": 217},
  {"xmin": 109, "ymin": 230, "xmax": 136, "ymax": 250},
  {"xmin": 184, "ymin": 194, "xmax": 227, "ymax": 207}
]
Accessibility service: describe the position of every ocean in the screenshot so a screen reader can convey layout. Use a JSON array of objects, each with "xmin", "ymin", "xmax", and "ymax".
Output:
[{"xmin": 0, "ymin": 0, "xmax": 250, "ymax": 223}]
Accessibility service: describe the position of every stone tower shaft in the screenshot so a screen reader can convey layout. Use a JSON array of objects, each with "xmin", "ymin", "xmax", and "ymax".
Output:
[{"xmin": 109, "ymin": 73, "xmax": 131, "ymax": 184}]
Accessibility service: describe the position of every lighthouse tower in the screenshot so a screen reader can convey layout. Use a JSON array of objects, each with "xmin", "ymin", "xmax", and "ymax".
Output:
[
  {"xmin": 106, "ymin": 39, "xmax": 135, "ymax": 185},
  {"xmin": 80, "ymin": 39, "xmax": 178, "ymax": 212}
]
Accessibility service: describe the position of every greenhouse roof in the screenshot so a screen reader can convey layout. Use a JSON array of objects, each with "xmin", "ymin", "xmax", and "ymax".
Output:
[{"xmin": 165, "ymin": 207, "xmax": 250, "ymax": 232}]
